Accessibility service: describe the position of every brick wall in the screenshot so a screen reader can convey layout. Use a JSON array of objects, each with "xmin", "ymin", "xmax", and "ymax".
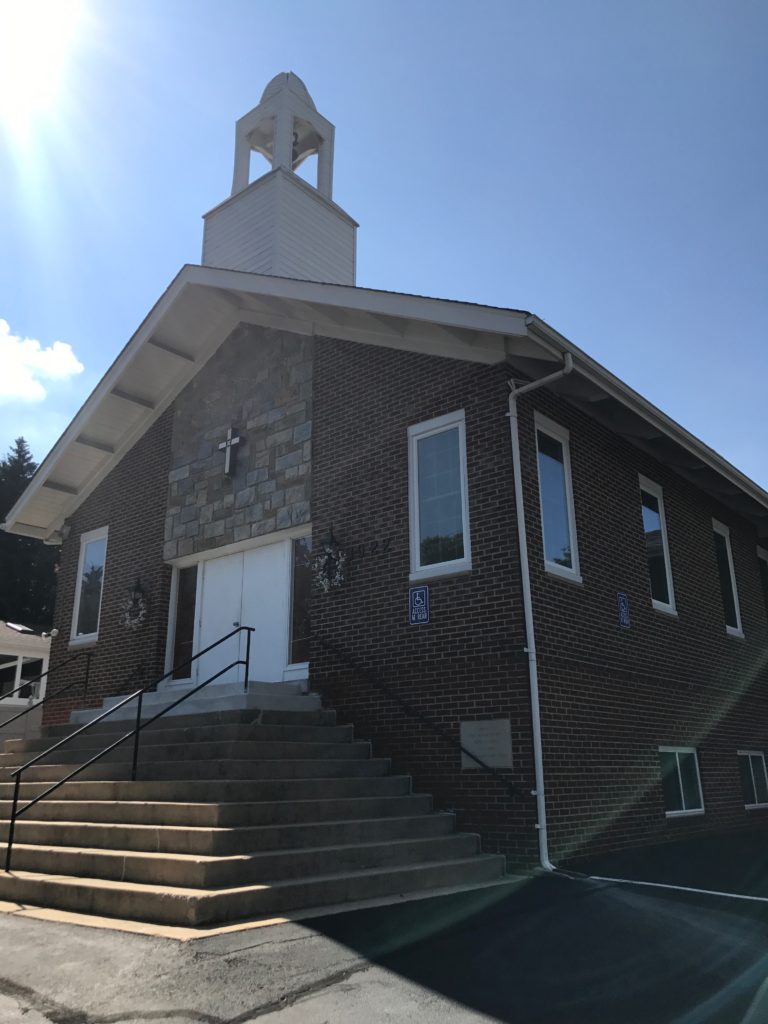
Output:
[
  {"xmin": 514, "ymin": 386, "xmax": 768, "ymax": 862},
  {"xmin": 311, "ymin": 336, "xmax": 539, "ymax": 865},
  {"xmin": 45, "ymin": 411, "xmax": 173, "ymax": 725}
]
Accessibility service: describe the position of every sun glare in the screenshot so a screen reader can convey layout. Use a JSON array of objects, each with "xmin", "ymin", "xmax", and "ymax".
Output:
[{"xmin": 0, "ymin": 0, "xmax": 84, "ymax": 137}]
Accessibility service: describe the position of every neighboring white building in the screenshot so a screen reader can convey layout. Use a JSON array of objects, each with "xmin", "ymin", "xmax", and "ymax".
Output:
[{"xmin": 0, "ymin": 621, "xmax": 50, "ymax": 739}]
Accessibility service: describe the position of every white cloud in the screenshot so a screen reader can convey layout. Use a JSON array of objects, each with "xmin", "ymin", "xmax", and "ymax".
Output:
[{"xmin": 0, "ymin": 318, "xmax": 84, "ymax": 403}]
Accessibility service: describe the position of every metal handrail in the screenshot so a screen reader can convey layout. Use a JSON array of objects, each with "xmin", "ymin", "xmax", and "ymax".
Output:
[
  {"xmin": 0, "ymin": 650, "xmax": 93, "ymax": 731},
  {"xmin": 3, "ymin": 625, "xmax": 254, "ymax": 871},
  {"xmin": 314, "ymin": 636, "xmax": 524, "ymax": 804}
]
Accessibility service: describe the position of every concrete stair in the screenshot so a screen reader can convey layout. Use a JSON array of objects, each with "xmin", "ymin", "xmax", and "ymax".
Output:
[{"xmin": 0, "ymin": 702, "xmax": 508, "ymax": 927}]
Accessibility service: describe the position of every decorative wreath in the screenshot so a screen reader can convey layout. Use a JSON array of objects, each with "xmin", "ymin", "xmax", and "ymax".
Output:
[
  {"xmin": 312, "ymin": 533, "xmax": 347, "ymax": 593},
  {"xmin": 119, "ymin": 582, "xmax": 149, "ymax": 630}
]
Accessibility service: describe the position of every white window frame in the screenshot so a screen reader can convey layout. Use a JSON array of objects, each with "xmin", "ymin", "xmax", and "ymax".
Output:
[
  {"xmin": 659, "ymin": 745, "xmax": 705, "ymax": 818},
  {"xmin": 534, "ymin": 412, "xmax": 581, "ymax": 583},
  {"xmin": 408, "ymin": 410, "xmax": 472, "ymax": 581},
  {"xmin": 737, "ymin": 750, "xmax": 768, "ymax": 810},
  {"xmin": 712, "ymin": 519, "xmax": 743, "ymax": 638},
  {"xmin": 0, "ymin": 649, "xmax": 50, "ymax": 705},
  {"xmin": 70, "ymin": 526, "xmax": 109, "ymax": 646},
  {"xmin": 638, "ymin": 475, "xmax": 676, "ymax": 615}
]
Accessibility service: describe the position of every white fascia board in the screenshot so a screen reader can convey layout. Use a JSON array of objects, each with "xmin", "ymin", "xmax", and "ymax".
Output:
[{"xmin": 525, "ymin": 315, "xmax": 768, "ymax": 517}]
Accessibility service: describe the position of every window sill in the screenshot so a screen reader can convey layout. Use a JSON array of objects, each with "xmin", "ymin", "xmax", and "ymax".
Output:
[
  {"xmin": 652, "ymin": 602, "xmax": 678, "ymax": 618},
  {"xmin": 68, "ymin": 635, "xmax": 98, "ymax": 649},
  {"xmin": 544, "ymin": 563, "xmax": 583, "ymax": 586},
  {"xmin": 665, "ymin": 808, "xmax": 705, "ymax": 819},
  {"xmin": 726, "ymin": 627, "xmax": 745, "ymax": 640},
  {"xmin": 409, "ymin": 561, "xmax": 472, "ymax": 584},
  {"xmin": 745, "ymin": 803, "xmax": 768, "ymax": 811}
]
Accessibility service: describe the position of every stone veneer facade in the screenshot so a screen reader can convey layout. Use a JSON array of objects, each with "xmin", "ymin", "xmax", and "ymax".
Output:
[{"xmin": 163, "ymin": 324, "xmax": 312, "ymax": 559}]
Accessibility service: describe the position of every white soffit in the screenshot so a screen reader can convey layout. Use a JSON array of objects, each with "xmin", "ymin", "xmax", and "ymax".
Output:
[
  {"xmin": 3, "ymin": 264, "xmax": 768, "ymax": 540},
  {"xmin": 1, "ymin": 265, "xmax": 529, "ymax": 540}
]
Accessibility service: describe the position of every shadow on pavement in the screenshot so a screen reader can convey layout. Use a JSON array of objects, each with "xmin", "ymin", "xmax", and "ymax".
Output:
[
  {"xmin": 565, "ymin": 828, "xmax": 768, "ymax": 898},
  {"xmin": 305, "ymin": 874, "xmax": 768, "ymax": 1024}
]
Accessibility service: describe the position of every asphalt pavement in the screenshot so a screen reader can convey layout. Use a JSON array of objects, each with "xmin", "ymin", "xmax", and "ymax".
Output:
[{"xmin": 2, "ymin": 874, "xmax": 768, "ymax": 1023}]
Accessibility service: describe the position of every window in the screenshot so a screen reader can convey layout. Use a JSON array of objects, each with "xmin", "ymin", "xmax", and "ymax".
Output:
[
  {"xmin": 758, "ymin": 548, "xmax": 768, "ymax": 619},
  {"xmin": 639, "ymin": 476, "xmax": 675, "ymax": 613},
  {"xmin": 290, "ymin": 536, "xmax": 312, "ymax": 665},
  {"xmin": 659, "ymin": 746, "xmax": 704, "ymax": 816},
  {"xmin": 408, "ymin": 411, "xmax": 471, "ymax": 580},
  {"xmin": 71, "ymin": 526, "xmax": 108, "ymax": 642},
  {"xmin": 738, "ymin": 751, "xmax": 768, "ymax": 809},
  {"xmin": 712, "ymin": 519, "xmax": 742, "ymax": 637},
  {"xmin": 171, "ymin": 565, "xmax": 198, "ymax": 679},
  {"xmin": 535, "ymin": 413, "xmax": 580, "ymax": 581},
  {"xmin": 0, "ymin": 655, "xmax": 47, "ymax": 703}
]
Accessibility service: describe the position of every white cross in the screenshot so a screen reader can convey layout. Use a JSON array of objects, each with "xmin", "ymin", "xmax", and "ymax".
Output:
[{"xmin": 218, "ymin": 426, "xmax": 241, "ymax": 477}]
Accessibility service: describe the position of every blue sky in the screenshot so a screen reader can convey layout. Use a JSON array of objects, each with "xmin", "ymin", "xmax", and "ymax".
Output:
[{"xmin": 1, "ymin": 0, "xmax": 766, "ymax": 486}]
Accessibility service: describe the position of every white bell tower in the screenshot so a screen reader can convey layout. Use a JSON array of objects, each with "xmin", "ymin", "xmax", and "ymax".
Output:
[{"xmin": 202, "ymin": 73, "xmax": 357, "ymax": 285}]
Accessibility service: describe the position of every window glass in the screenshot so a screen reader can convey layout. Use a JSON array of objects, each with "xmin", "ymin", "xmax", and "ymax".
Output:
[
  {"xmin": 19, "ymin": 657, "xmax": 44, "ymax": 700},
  {"xmin": 172, "ymin": 566, "xmax": 198, "ymax": 679},
  {"xmin": 753, "ymin": 755, "xmax": 768, "ymax": 805},
  {"xmin": 417, "ymin": 427, "xmax": 464, "ymax": 567},
  {"xmin": 659, "ymin": 748, "xmax": 703, "ymax": 814},
  {"xmin": 713, "ymin": 531, "xmax": 738, "ymax": 629},
  {"xmin": 759, "ymin": 557, "xmax": 768, "ymax": 616},
  {"xmin": 0, "ymin": 658, "xmax": 18, "ymax": 699},
  {"xmin": 641, "ymin": 489, "xmax": 670, "ymax": 605},
  {"xmin": 75, "ymin": 534, "xmax": 107, "ymax": 636},
  {"xmin": 659, "ymin": 750, "xmax": 683, "ymax": 812},
  {"xmin": 537, "ymin": 430, "xmax": 572, "ymax": 569},
  {"xmin": 739, "ymin": 754, "xmax": 756, "ymax": 805},
  {"xmin": 678, "ymin": 751, "xmax": 703, "ymax": 810},
  {"xmin": 290, "ymin": 537, "xmax": 312, "ymax": 664}
]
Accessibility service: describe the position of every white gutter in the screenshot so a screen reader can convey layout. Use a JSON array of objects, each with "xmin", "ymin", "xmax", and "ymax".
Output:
[{"xmin": 507, "ymin": 353, "xmax": 574, "ymax": 871}]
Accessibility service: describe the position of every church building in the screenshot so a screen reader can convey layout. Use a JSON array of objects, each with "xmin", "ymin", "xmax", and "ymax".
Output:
[{"xmin": 2, "ymin": 73, "xmax": 768, "ymax": 926}]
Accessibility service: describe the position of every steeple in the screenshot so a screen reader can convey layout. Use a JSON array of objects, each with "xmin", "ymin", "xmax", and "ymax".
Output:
[{"xmin": 202, "ymin": 73, "xmax": 357, "ymax": 285}]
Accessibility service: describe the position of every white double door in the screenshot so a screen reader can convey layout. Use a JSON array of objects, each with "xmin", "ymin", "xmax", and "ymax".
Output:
[{"xmin": 195, "ymin": 541, "xmax": 292, "ymax": 685}]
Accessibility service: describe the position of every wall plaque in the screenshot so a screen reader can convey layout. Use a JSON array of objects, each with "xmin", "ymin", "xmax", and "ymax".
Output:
[
  {"xmin": 617, "ymin": 591, "xmax": 631, "ymax": 629},
  {"xmin": 460, "ymin": 718, "xmax": 513, "ymax": 770}
]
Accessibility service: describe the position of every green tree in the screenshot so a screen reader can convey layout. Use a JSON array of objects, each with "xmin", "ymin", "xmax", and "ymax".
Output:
[{"xmin": 0, "ymin": 438, "xmax": 58, "ymax": 631}]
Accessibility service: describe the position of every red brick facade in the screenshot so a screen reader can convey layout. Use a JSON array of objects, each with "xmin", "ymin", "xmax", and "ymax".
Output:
[
  {"xmin": 41, "ymin": 324, "xmax": 768, "ymax": 866},
  {"xmin": 310, "ymin": 337, "xmax": 539, "ymax": 865},
  {"xmin": 45, "ymin": 411, "xmax": 173, "ymax": 725}
]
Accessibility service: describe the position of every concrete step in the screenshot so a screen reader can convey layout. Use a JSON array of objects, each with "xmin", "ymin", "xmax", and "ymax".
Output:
[
  {"xmin": 37, "ymin": 707, "xmax": 337, "ymax": 743},
  {"xmin": 0, "ymin": 855, "xmax": 508, "ymax": 926},
  {"xmin": 0, "ymin": 775, "xmax": 411, "ymax": 804},
  {"xmin": 1, "ymin": 833, "xmax": 481, "ymax": 887},
  {"xmin": 69, "ymin": 688, "xmax": 322, "ymax": 725},
  {"xmin": 0, "ymin": 757, "xmax": 391, "ymax": 784},
  {"xmin": 0, "ymin": 812, "xmax": 456, "ymax": 855},
  {"xmin": 4, "ymin": 721, "xmax": 353, "ymax": 758},
  {"xmin": 0, "ymin": 793, "xmax": 434, "ymax": 827}
]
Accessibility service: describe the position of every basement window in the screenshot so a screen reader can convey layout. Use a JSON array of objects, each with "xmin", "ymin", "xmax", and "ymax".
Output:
[
  {"xmin": 70, "ymin": 526, "xmax": 108, "ymax": 644},
  {"xmin": 712, "ymin": 520, "xmax": 743, "ymax": 637},
  {"xmin": 639, "ymin": 476, "xmax": 676, "ymax": 614},
  {"xmin": 659, "ymin": 746, "xmax": 704, "ymax": 817},
  {"xmin": 535, "ymin": 413, "xmax": 581, "ymax": 582},
  {"xmin": 738, "ymin": 751, "xmax": 768, "ymax": 809},
  {"xmin": 408, "ymin": 411, "xmax": 472, "ymax": 580}
]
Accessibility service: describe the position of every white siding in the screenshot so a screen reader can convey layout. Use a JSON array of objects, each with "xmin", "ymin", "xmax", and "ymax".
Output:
[{"xmin": 202, "ymin": 169, "xmax": 356, "ymax": 285}]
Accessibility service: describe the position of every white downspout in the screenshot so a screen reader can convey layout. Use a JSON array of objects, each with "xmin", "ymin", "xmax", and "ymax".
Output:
[{"xmin": 507, "ymin": 353, "xmax": 573, "ymax": 871}]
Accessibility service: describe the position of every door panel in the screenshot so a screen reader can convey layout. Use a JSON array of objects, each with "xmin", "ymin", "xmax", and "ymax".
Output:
[
  {"xmin": 240, "ymin": 541, "xmax": 291, "ymax": 682},
  {"xmin": 196, "ymin": 552, "xmax": 244, "ymax": 684}
]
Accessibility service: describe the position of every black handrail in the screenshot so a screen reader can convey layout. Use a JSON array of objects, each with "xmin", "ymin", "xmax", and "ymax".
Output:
[
  {"xmin": 314, "ymin": 636, "xmax": 524, "ymax": 805},
  {"xmin": 0, "ymin": 650, "xmax": 93, "ymax": 731},
  {"xmin": 3, "ymin": 626, "xmax": 254, "ymax": 871}
]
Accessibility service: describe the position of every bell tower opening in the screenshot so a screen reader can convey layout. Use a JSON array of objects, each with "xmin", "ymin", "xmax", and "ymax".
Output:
[{"xmin": 202, "ymin": 72, "xmax": 356, "ymax": 284}]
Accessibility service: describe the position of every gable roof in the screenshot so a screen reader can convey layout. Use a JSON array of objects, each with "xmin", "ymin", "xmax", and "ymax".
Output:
[{"xmin": 4, "ymin": 263, "xmax": 768, "ymax": 542}]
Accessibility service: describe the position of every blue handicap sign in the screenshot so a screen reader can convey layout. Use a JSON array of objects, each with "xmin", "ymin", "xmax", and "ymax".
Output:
[
  {"xmin": 409, "ymin": 585, "xmax": 430, "ymax": 625},
  {"xmin": 617, "ymin": 591, "xmax": 631, "ymax": 629}
]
